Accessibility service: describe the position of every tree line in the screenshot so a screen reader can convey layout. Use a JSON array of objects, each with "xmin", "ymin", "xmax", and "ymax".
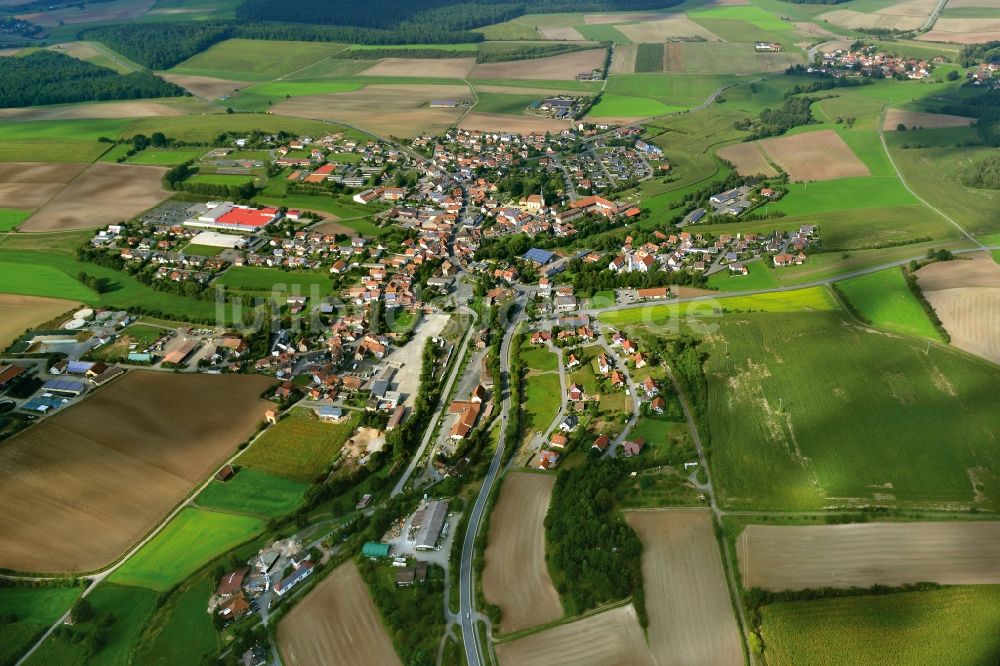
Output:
[
  {"xmin": 734, "ymin": 96, "xmax": 817, "ymax": 140},
  {"xmin": 960, "ymin": 154, "xmax": 1000, "ymax": 189},
  {"xmin": 0, "ymin": 51, "xmax": 182, "ymax": 108},
  {"xmin": 959, "ymin": 40, "xmax": 1000, "ymax": 67}
]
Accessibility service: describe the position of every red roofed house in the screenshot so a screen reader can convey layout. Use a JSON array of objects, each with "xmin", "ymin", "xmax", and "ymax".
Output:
[
  {"xmin": 622, "ymin": 438, "xmax": 645, "ymax": 457},
  {"xmin": 550, "ymin": 433, "xmax": 568, "ymax": 448},
  {"xmin": 592, "ymin": 434, "xmax": 609, "ymax": 452}
]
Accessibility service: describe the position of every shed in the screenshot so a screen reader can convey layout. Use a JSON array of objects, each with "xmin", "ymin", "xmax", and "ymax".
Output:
[{"xmin": 362, "ymin": 542, "xmax": 392, "ymax": 559}]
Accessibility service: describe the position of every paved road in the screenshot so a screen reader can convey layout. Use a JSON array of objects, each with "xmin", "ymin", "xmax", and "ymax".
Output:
[
  {"xmin": 920, "ymin": 0, "xmax": 949, "ymax": 31},
  {"xmin": 459, "ymin": 299, "xmax": 524, "ymax": 666}
]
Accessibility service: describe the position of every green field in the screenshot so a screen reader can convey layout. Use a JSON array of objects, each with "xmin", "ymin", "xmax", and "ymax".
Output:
[
  {"xmin": 681, "ymin": 42, "xmax": 803, "ymax": 74},
  {"xmin": 707, "ymin": 263, "xmax": 780, "ymax": 292},
  {"xmin": 0, "ymin": 118, "xmax": 128, "ymax": 161},
  {"xmin": 169, "ymin": 39, "xmax": 349, "ymax": 80},
  {"xmin": 0, "ymin": 585, "xmax": 83, "ymax": 665},
  {"xmin": 634, "ymin": 44, "xmax": 664, "ymax": 73},
  {"xmin": 239, "ymin": 408, "xmax": 360, "ymax": 482},
  {"xmin": 132, "ymin": 576, "xmax": 219, "ymax": 666},
  {"xmin": 472, "ymin": 92, "xmax": 540, "ymax": 115},
  {"xmin": 590, "ymin": 73, "xmax": 737, "ymax": 119},
  {"xmin": 122, "ymin": 113, "xmax": 357, "ymax": 144},
  {"xmin": 589, "ymin": 94, "xmax": 681, "ymax": 118},
  {"xmin": 24, "ymin": 583, "xmax": 158, "ymax": 666},
  {"xmin": 195, "ymin": 467, "xmax": 309, "ymax": 517},
  {"xmin": 761, "ymin": 586, "xmax": 1000, "ymax": 666},
  {"xmin": 0, "ymin": 208, "xmax": 32, "ymax": 231},
  {"xmin": 109, "ymin": 508, "xmax": 263, "ymax": 591},
  {"xmin": 699, "ymin": 310, "xmax": 1000, "ymax": 510},
  {"xmin": 187, "ymin": 172, "xmax": 257, "ymax": 187},
  {"xmin": 523, "ymin": 372, "xmax": 562, "ymax": 437},
  {"xmin": 835, "ymin": 268, "xmax": 941, "ymax": 340},
  {"xmin": 127, "ymin": 148, "xmax": 206, "ymax": 165},
  {"xmin": 772, "ymin": 177, "xmax": 917, "ymax": 216},
  {"xmin": 0, "ymin": 259, "xmax": 98, "ymax": 301},
  {"xmin": 521, "ymin": 341, "xmax": 559, "ymax": 372},
  {"xmin": 241, "ymin": 80, "xmax": 363, "ymax": 99},
  {"xmin": 214, "ymin": 266, "xmax": 333, "ymax": 293},
  {"xmin": 349, "ymin": 42, "xmax": 479, "ymax": 51}
]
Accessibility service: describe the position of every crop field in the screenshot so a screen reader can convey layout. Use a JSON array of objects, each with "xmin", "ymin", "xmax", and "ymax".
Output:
[
  {"xmin": 0, "ymin": 162, "xmax": 86, "ymax": 209},
  {"xmin": 0, "ymin": 293, "xmax": 78, "ymax": 349},
  {"xmin": 615, "ymin": 15, "xmax": 721, "ymax": 42},
  {"xmin": 738, "ymin": 521, "xmax": 1000, "ymax": 590},
  {"xmin": 0, "ymin": 585, "xmax": 82, "ymax": 666},
  {"xmin": 890, "ymin": 146, "xmax": 1000, "ymax": 237},
  {"xmin": 472, "ymin": 92, "xmax": 543, "ymax": 115},
  {"xmin": 483, "ymin": 472, "xmax": 563, "ymax": 634},
  {"xmin": 23, "ymin": 583, "xmax": 159, "ymax": 666},
  {"xmin": 18, "ymin": 0, "xmax": 152, "ymax": 26},
  {"xmin": 459, "ymin": 112, "xmax": 570, "ymax": 134},
  {"xmin": 917, "ymin": 252, "xmax": 1000, "ymax": 364},
  {"xmin": 680, "ymin": 42, "xmax": 803, "ymax": 74},
  {"xmin": 277, "ymin": 561, "xmax": 402, "ymax": 666},
  {"xmin": 756, "ymin": 130, "xmax": 870, "ymax": 182},
  {"xmin": 920, "ymin": 17, "xmax": 1000, "ymax": 42},
  {"xmin": 195, "ymin": 467, "xmax": 308, "ymax": 517},
  {"xmin": 121, "ymin": 113, "xmax": 353, "ymax": 145},
  {"xmin": 0, "ymin": 371, "xmax": 273, "ymax": 573},
  {"xmin": 271, "ymin": 84, "xmax": 471, "ymax": 137},
  {"xmin": 589, "ymin": 73, "xmax": 736, "ymax": 119},
  {"xmin": 626, "ymin": 510, "xmax": 741, "ymax": 664},
  {"xmin": 169, "ymin": 39, "xmax": 347, "ymax": 80},
  {"xmin": 470, "ymin": 49, "xmax": 606, "ymax": 80},
  {"xmin": 884, "ymin": 108, "xmax": 975, "ymax": 130},
  {"xmin": 495, "ymin": 604, "xmax": 654, "ymax": 666},
  {"xmin": 239, "ymin": 408, "xmax": 360, "ymax": 483},
  {"xmin": 0, "ymin": 99, "xmax": 187, "ymax": 122},
  {"xmin": 359, "ymin": 57, "xmax": 476, "ymax": 78},
  {"xmin": 717, "ymin": 141, "xmax": 778, "ymax": 177},
  {"xmin": 160, "ymin": 73, "xmax": 249, "ymax": 101},
  {"xmin": 0, "ymin": 207, "xmax": 30, "ymax": 230},
  {"xmin": 20, "ymin": 163, "xmax": 171, "ymax": 232},
  {"xmin": 760, "ymin": 586, "xmax": 1000, "ymax": 666},
  {"xmin": 701, "ymin": 311, "xmax": 1000, "ymax": 511},
  {"xmin": 835, "ymin": 268, "xmax": 941, "ymax": 339},
  {"xmin": 634, "ymin": 43, "xmax": 664, "ymax": 73}
]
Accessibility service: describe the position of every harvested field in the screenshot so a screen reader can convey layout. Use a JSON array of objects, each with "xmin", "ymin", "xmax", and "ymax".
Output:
[
  {"xmin": 0, "ymin": 371, "xmax": 273, "ymax": 573},
  {"xmin": 585, "ymin": 10, "xmax": 674, "ymax": 23},
  {"xmin": 277, "ymin": 561, "xmax": 401, "ymax": 666},
  {"xmin": 627, "ymin": 510, "xmax": 743, "ymax": 666},
  {"xmin": 161, "ymin": 74, "xmax": 250, "ymax": 101},
  {"xmin": 718, "ymin": 142, "xmax": 779, "ymax": 177},
  {"xmin": 540, "ymin": 25, "xmax": 586, "ymax": 40},
  {"xmin": 483, "ymin": 472, "xmax": 562, "ymax": 634},
  {"xmin": 271, "ymin": 84, "xmax": 471, "ymax": 137},
  {"xmin": 919, "ymin": 18, "xmax": 1000, "ymax": 42},
  {"xmin": 18, "ymin": 0, "xmax": 153, "ymax": 26},
  {"xmin": 459, "ymin": 112, "xmax": 569, "ymax": 133},
  {"xmin": 0, "ymin": 294, "xmax": 78, "ymax": 349},
  {"xmin": 0, "ymin": 101, "xmax": 185, "ymax": 122},
  {"xmin": 757, "ymin": 129, "xmax": 870, "ymax": 182},
  {"xmin": 738, "ymin": 521, "xmax": 1000, "ymax": 590},
  {"xmin": 610, "ymin": 43, "xmax": 637, "ymax": 74},
  {"xmin": 663, "ymin": 42, "xmax": 685, "ymax": 71},
  {"xmin": 819, "ymin": 8, "xmax": 927, "ymax": 31},
  {"xmin": 0, "ymin": 162, "xmax": 86, "ymax": 209},
  {"xmin": 475, "ymin": 84, "xmax": 588, "ymax": 96},
  {"xmin": 884, "ymin": 108, "xmax": 975, "ymax": 130},
  {"xmin": 616, "ymin": 16, "xmax": 721, "ymax": 42},
  {"xmin": 918, "ymin": 252, "xmax": 1000, "ymax": 364},
  {"xmin": 948, "ymin": 0, "xmax": 1000, "ymax": 7},
  {"xmin": 793, "ymin": 21, "xmax": 839, "ymax": 38},
  {"xmin": 495, "ymin": 604, "xmax": 655, "ymax": 666},
  {"xmin": 20, "ymin": 163, "xmax": 171, "ymax": 231},
  {"xmin": 359, "ymin": 57, "xmax": 476, "ymax": 78},
  {"xmin": 471, "ymin": 49, "xmax": 607, "ymax": 80}
]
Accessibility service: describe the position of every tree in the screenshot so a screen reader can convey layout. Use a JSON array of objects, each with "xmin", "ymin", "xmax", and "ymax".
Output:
[{"xmin": 896, "ymin": 123, "xmax": 907, "ymax": 131}]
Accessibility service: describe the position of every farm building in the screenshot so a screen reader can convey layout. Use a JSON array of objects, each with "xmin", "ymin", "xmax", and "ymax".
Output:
[
  {"xmin": 21, "ymin": 394, "xmax": 71, "ymax": 414},
  {"xmin": 0, "ymin": 364, "xmax": 26, "ymax": 389},
  {"xmin": 41, "ymin": 379, "xmax": 87, "ymax": 396},
  {"xmin": 163, "ymin": 339, "xmax": 199, "ymax": 365},
  {"xmin": 274, "ymin": 561, "xmax": 314, "ymax": 596},
  {"xmin": 430, "ymin": 100, "xmax": 460, "ymax": 108},
  {"xmin": 522, "ymin": 248, "xmax": 556, "ymax": 265},
  {"xmin": 413, "ymin": 499, "xmax": 449, "ymax": 551},
  {"xmin": 363, "ymin": 542, "xmax": 392, "ymax": 559}
]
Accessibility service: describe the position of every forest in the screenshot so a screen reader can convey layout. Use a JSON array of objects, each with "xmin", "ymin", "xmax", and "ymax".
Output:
[
  {"xmin": 0, "ymin": 51, "xmax": 182, "ymax": 107},
  {"xmin": 958, "ymin": 41, "xmax": 1000, "ymax": 67},
  {"xmin": 734, "ymin": 96, "xmax": 816, "ymax": 140},
  {"xmin": 961, "ymin": 154, "xmax": 1000, "ymax": 189}
]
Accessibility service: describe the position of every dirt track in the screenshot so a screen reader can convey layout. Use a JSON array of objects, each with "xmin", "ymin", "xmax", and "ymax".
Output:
[
  {"xmin": 483, "ymin": 471, "xmax": 563, "ymax": 634},
  {"xmin": 627, "ymin": 510, "xmax": 743, "ymax": 666},
  {"xmin": 0, "ymin": 294, "xmax": 78, "ymax": 348},
  {"xmin": 495, "ymin": 604, "xmax": 654, "ymax": 666},
  {"xmin": 0, "ymin": 371, "xmax": 273, "ymax": 573},
  {"xmin": 738, "ymin": 521, "xmax": 1000, "ymax": 590},
  {"xmin": 277, "ymin": 561, "xmax": 401, "ymax": 666}
]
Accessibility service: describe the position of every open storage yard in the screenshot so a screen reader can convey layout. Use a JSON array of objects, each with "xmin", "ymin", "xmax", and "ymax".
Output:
[
  {"xmin": 0, "ymin": 294, "xmax": 78, "ymax": 348},
  {"xmin": 0, "ymin": 371, "xmax": 273, "ymax": 573},
  {"xmin": 495, "ymin": 604, "xmax": 655, "ymax": 666},
  {"xmin": 626, "ymin": 510, "xmax": 743, "ymax": 666},
  {"xmin": 483, "ymin": 471, "xmax": 563, "ymax": 634},
  {"xmin": 756, "ymin": 130, "xmax": 870, "ymax": 182},
  {"xmin": 738, "ymin": 521, "xmax": 1000, "ymax": 590},
  {"xmin": 917, "ymin": 252, "xmax": 1000, "ymax": 365},
  {"xmin": 277, "ymin": 560, "xmax": 402, "ymax": 666},
  {"xmin": 19, "ymin": 163, "xmax": 172, "ymax": 232}
]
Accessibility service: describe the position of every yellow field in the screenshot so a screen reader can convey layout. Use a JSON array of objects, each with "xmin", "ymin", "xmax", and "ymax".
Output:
[{"xmin": 0, "ymin": 294, "xmax": 79, "ymax": 349}]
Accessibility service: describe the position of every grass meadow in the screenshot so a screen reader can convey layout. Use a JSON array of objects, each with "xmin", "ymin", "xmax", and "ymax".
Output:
[
  {"xmin": 0, "ymin": 585, "xmax": 83, "ymax": 665},
  {"xmin": 132, "ymin": 576, "xmax": 219, "ymax": 666},
  {"xmin": 239, "ymin": 408, "xmax": 361, "ymax": 483},
  {"xmin": 521, "ymin": 341, "xmax": 559, "ymax": 372},
  {"xmin": 0, "ymin": 208, "xmax": 32, "ymax": 231},
  {"xmin": 760, "ymin": 586, "xmax": 1000, "ymax": 666},
  {"xmin": 122, "ymin": 114, "xmax": 354, "ymax": 144},
  {"xmin": 126, "ymin": 148, "xmax": 206, "ymax": 165},
  {"xmin": 214, "ymin": 266, "xmax": 333, "ymax": 293},
  {"xmin": 523, "ymin": 372, "xmax": 562, "ymax": 439},
  {"xmin": 168, "ymin": 39, "xmax": 348, "ymax": 80},
  {"xmin": 196, "ymin": 467, "xmax": 309, "ymax": 517},
  {"xmin": 835, "ymin": 268, "xmax": 941, "ymax": 340},
  {"xmin": 108, "ymin": 508, "xmax": 263, "ymax": 591}
]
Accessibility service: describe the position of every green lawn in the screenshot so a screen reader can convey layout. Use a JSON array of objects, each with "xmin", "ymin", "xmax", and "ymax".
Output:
[
  {"xmin": 196, "ymin": 467, "xmax": 308, "ymax": 517},
  {"xmin": 700, "ymin": 311, "xmax": 1000, "ymax": 510},
  {"xmin": 628, "ymin": 417, "xmax": 696, "ymax": 468},
  {"xmin": 707, "ymin": 263, "xmax": 780, "ymax": 292},
  {"xmin": 131, "ymin": 576, "xmax": 220, "ymax": 666},
  {"xmin": 523, "ymin": 372, "xmax": 562, "ymax": 437},
  {"xmin": 109, "ymin": 508, "xmax": 263, "ymax": 591},
  {"xmin": 214, "ymin": 266, "xmax": 333, "ymax": 293},
  {"xmin": 760, "ymin": 586, "xmax": 1000, "ymax": 666},
  {"xmin": 0, "ymin": 585, "xmax": 83, "ymax": 666},
  {"xmin": 521, "ymin": 342, "xmax": 559, "ymax": 372},
  {"xmin": 239, "ymin": 408, "xmax": 360, "ymax": 483},
  {"xmin": 169, "ymin": 39, "xmax": 349, "ymax": 80},
  {"xmin": 24, "ymin": 583, "xmax": 158, "ymax": 666},
  {"xmin": 0, "ymin": 208, "xmax": 32, "ymax": 231},
  {"xmin": 835, "ymin": 267, "xmax": 941, "ymax": 340}
]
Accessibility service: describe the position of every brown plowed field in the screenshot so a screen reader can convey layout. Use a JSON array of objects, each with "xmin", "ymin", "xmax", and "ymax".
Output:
[
  {"xmin": 738, "ymin": 521, "xmax": 1000, "ymax": 590},
  {"xmin": 757, "ymin": 129, "xmax": 869, "ymax": 182},
  {"xmin": 18, "ymin": 0, "xmax": 152, "ymax": 26},
  {"xmin": 483, "ymin": 472, "xmax": 563, "ymax": 634},
  {"xmin": 20, "ymin": 162, "xmax": 171, "ymax": 231},
  {"xmin": 0, "ymin": 162, "xmax": 86, "ymax": 209},
  {"xmin": 919, "ymin": 18, "xmax": 1000, "ymax": 42},
  {"xmin": 718, "ymin": 142, "xmax": 779, "ymax": 177},
  {"xmin": 0, "ymin": 294, "xmax": 78, "ymax": 349},
  {"xmin": 664, "ymin": 42, "xmax": 685, "ymax": 72},
  {"xmin": 0, "ymin": 371, "xmax": 273, "ymax": 573},
  {"xmin": 495, "ymin": 604, "xmax": 655, "ymax": 666},
  {"xmin": 459, "ymin": 112, "xmax": 570, "ymax": 134},
  {"xmin": 359, "ymin": 57, "xmax": 476, "ymax": 78},
  {"xmin": 627, "ymin": 510, "xmax": 743, "ymax": 666},
  {"xmin": 277, "ymin": 561, "xmax": 401, "ymax": 666},
  {"xmin": 820, "ymin": 8, "xmax": 927, "ymax": 31},
  {"xmin": 540, "ymin": 26, "xmax": 586, "ymax": 40},
  {"xmin": 616, "ymin": 16, "xmax": 721, "ymax": 42},
  {"xmin": 0, "ymin": 101, "xmax": 185, "ymax": 122},
  {"xmin": 161, "ymin": 74, "xmax": 250, "ymax": 101},
  {"xmin": 471, "ymin": 49, "xmax": 607, "ymax": 80},
  {"xmin": 918, "ymin": 252, "xmax": 1000, "ymax": 365},
  {"xmin": 884, "ymin": 108, "xmax": 975, "ymax": 130},
  {"xmin": 610, "ymin": 44, "xmax": 637, "ymax": 74}
]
